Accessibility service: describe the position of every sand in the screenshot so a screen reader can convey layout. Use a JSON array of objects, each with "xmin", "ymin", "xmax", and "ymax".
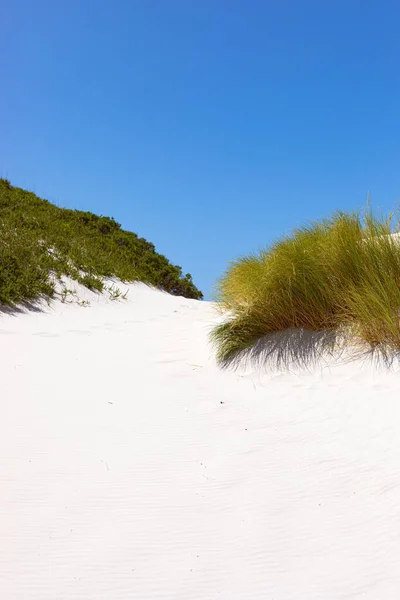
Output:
[{"xmin": 2, "ymin": 282, "xmax": 400, "ymax": 599}]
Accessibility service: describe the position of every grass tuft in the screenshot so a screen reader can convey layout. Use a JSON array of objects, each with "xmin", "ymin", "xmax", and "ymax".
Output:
[{"xmin": 212, "ymin": 209, "xmax": 400, "ymax": 367}]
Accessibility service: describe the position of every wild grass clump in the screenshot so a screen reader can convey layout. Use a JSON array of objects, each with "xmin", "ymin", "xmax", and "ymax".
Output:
[
  {"xmin": 212, "ymin": 209, "xmax": 400, "ymax": 367},
  {"xmin": 0, "ymin": 179, "xmax": 202, "ymax": 306}
]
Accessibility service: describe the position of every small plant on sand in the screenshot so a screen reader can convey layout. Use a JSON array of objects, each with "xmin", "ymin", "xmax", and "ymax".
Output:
[
  {"xmin": 212, "ymin": 209, "xmax": 400, "ymax": 367},
  {"xmin": 59, "ymin": 287, "xmax": 77, "ymax": 303},
  {"xmin": 106, "ymin": 284, "xmax": 128, "ymax": 301},
  {"xmin": 78, "ymin": 299, "xmax": 91, "ymax": 307}
]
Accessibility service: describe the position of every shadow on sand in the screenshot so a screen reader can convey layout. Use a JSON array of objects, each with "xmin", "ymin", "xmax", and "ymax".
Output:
[
  {"xmin": 0, "ymin": 300, "xmax": 46, "ymax": 317},
  {"xmin": 218, "ymin": 327, "xmax": 397, "ymax": 372}
]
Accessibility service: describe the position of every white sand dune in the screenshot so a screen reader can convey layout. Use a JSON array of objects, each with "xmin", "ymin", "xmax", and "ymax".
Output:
[{"xmin": 2, "ymin": 282, "xmax": 400, "ymax": 599}]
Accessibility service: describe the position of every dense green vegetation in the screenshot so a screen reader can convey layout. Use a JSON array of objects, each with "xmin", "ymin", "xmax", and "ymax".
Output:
[
  {"xmin": 0, "ymin": 178, "xmax": 202, "ymax": 305},
  {"xmin": 212, "ymin": 210, "xmax": 400, "ymax": 366}
]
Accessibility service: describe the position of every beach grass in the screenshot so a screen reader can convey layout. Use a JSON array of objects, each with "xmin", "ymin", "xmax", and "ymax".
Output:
[{"xmin": 212, "ymin": 209, "xmax": 400, "ymax": 365}]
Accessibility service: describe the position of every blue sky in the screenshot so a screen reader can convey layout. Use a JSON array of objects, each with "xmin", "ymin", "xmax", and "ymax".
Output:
[{"xmin": 2, "ymin": 1, "xmax": 400, "ymax": 298}]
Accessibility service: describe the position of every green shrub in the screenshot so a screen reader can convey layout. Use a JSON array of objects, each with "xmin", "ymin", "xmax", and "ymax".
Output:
[
  {"xmin": 0, "ymin": 178, "xmax": 202, "ymax": 305},
  {"xmin": 212, "ymin": 210, "xmax": 400, "ymax": 366}
]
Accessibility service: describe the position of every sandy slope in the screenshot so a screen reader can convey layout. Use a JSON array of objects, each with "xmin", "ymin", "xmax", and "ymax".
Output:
[{"xmin": 2, "ymin": 283, "xmax": 400, "ymax": 599}]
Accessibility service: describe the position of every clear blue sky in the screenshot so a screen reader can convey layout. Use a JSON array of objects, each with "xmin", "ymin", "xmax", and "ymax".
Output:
[{"xmin": 2, "ymin": 1, "xmax": 400, "ymax": 298}]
